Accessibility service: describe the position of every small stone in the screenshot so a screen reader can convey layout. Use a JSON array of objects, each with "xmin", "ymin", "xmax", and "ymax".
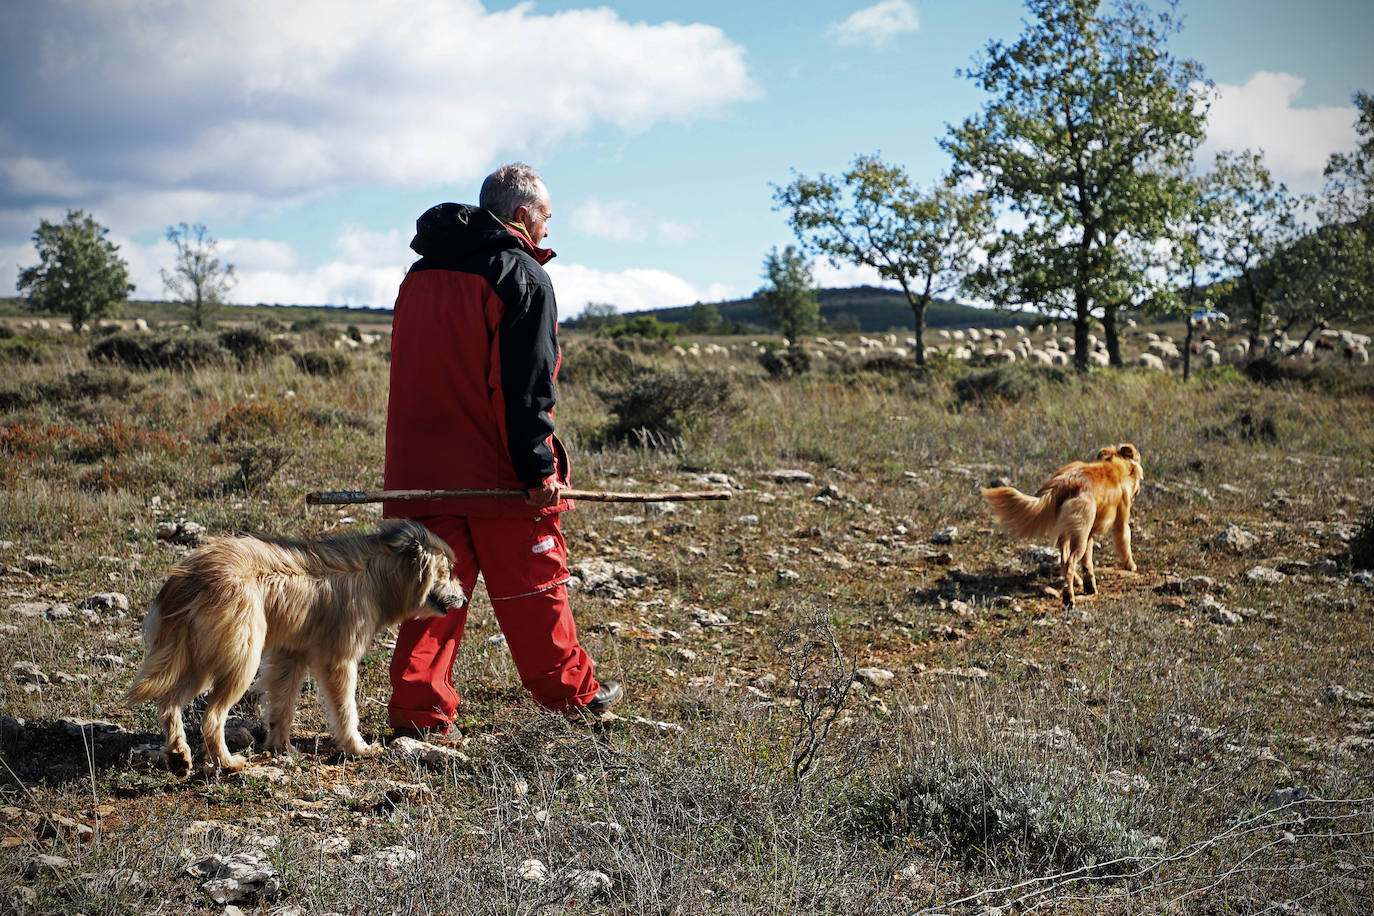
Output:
[
  {"xmin": 691, "ymin": 609, "xmax": 732, "ymax": 628},
  {"xmin": 737, "ymin": 514, "xmax": 761, "ymax": 526},
  {"xmin": 670, "ymin": 647, "xmax": 698, "ymax": 662},
  {"xmin": 515, "ymin": 859, "xmax": 548, "ymax": 882},
  {"xmin": 930, "ymin": 526, "xmax": 958, "ymax": 545},
  {"xmin": 1246, "ymin": 565, "xmax": 1286, "ymax": 585},
  {"xmin": 11, "ymin": 662, "xmax": 47, "ymax": 685},
  {"xmin": 770, "ymin": 469, "xmax": 814, "ymax": 484},
  {"xmin": 569, "ymin": 869, "xmax": 612, "ymax": 892},
  {"xmin": 92, "ymin": 653, "xmax": 126, "ymax": 668},
  {"xmin": 855, "ymin": 667, "xmax": 896, "ymax": 689},
  {"xmin": 82, "ymin": 592, "xmax": 131, "ymax": 614},
  {"xmin": 1213, "ymin": 525, "xmax": 1259, "ymax": 552},
  {"xmin": 776, "ymin": 568, "xmax": 800, "ymax": 582}
]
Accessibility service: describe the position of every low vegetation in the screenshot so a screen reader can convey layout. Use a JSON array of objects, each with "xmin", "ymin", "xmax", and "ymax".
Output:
[{"xmin": 1, "ymin": 317, "xmax": 1371, "ymax": 914}]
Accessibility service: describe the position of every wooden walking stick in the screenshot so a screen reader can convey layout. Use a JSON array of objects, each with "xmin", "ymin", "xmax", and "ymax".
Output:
[{"xmin": 306, "ymin": 487, "xmax": 731, "ymax": 506}]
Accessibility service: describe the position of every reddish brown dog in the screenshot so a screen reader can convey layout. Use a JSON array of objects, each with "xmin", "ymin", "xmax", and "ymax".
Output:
[{"xmin": 982, "ymin": 444, "xmax": 1143, "ymax": 607}]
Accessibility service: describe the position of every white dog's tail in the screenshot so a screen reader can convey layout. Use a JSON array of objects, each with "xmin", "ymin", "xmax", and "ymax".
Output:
[{"xmin": 982, "ymin": 485, "xmax": 1060, "ymax": 539}]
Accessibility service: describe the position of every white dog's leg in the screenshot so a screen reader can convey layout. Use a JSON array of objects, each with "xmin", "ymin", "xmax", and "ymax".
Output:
[
  {"xmin": 260, "ymin": 651, "xmax": 309, "ymax": 754},
  {"xmin": 317, "ymin": 660, "xmax": 376, "ymax": 757}
]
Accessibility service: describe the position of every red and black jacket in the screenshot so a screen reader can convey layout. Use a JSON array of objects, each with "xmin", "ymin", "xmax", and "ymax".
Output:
[{"xmin": 383, "ymin": 202, "xmax": 571, "ymax": 518}]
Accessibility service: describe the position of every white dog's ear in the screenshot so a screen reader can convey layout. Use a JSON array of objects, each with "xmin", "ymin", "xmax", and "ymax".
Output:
[{"xmin": 380, "ymin": 520, "xmax": 426, "ymax": 566}]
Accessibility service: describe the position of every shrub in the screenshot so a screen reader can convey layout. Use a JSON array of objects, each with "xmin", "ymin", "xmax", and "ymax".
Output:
[
  {"xmin": 1352, "ymin": 507, "xmax": 1374, "ymax": 570},
  {"xmin": 291, "ymin": 316, "xmax": 328, "ymax": 334},
  {"xmin": 0, "ymin": 336, "xmax": 53, "ymax": 366},
  {"xmin": 0, "ymin": 367, "xmax": 141, "ymax": 411},
  {"xmin": 759, "ymin": 345, "xmax": 811, "ymax": 379},
  {"xmin": 292, "ymin": 349, "xmax": 350, "ymax": 377},
  {"xmin": 558, "ymin": 336, "xmax": 640, "ymax": 386},
  {"xmin": 603, "ymin": 315, "xmax": 681, "ymax": 341},
  {"xmin": 593, "ymin": 367, "xmax": 737, "ymax": 447},
  {"xmin": 847, "ymin": 751, "xmax": 1148, "ymax": 874},
  {"xmin": 87, "ymin": 331, "xmax": 227, "ymax": 371},
  {"xmin": 953, "ymin": 365, "xmax": 1068, "ymax": 406},
  {"xmin": 218, "ymin": 326, "xmax": 291, "ymax": 365}
]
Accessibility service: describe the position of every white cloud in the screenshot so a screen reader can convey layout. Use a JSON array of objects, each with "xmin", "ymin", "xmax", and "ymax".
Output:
[
  {"xmin": 811, "ymin": 259, "xmax": 894, "ymax": 290},
  {"xmin": 826, "ymin": 1, "xmax": 920, "ymax": 49},
  {"xmin": 570, "ymin": 199, "xmax": 641, "ymax": 243},
  {"xmin": 1201, "ymin": 72, "xmax": 1358, "ymax": 189},
  {"xmin": 655, "ymin": 219, "xmax": 699, "ymax": 245},
  {"xmin": 547, "ymin": 262, "xmax": 733, "ymax": 314},
  {"xmin": 0, "ymin": 1, "xmax": 758, "ymax": 231},
  {"xmin": 570, "ymin": 199, "xmax": 700, "ymax": 245}
]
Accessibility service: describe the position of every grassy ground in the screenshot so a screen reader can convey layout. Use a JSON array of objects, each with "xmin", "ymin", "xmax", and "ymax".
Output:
[{"xmin": 1, "ymin": 321, "xmax": 1371, "ymax": 914}]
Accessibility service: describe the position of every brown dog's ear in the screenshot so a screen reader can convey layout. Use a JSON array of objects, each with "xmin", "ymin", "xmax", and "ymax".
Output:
[
  {"xmin": 1117, "ymin": 443, "xmax": 1138, "ymax": 461},
  {"xmin": 1096, "ymin": 446, "xmax": 1116, "ymax": 461}
]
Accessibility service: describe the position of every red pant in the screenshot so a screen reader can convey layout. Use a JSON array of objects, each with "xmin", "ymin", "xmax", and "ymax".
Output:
[{"xmin": 387, "ymin": 513, "xmax": 599, "ymax": 728}]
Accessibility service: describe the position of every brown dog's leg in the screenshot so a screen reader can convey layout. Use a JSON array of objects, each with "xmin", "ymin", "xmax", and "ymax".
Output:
[
  {"xmin": 317, "ymin": 660, "xmax": 376, "ymax": 757},
  {"xmin": 1082, "ymin": 538, "xmax": 1097, "ymax": 595},
  {"xmin": 261, "ymin": 651, "xmax": 309, "ymax": 755},
  {"xmin": 1114, "ymin": 513, "xmax": 1136, "ymax": 572},
  {"xmin": 1058, "ymin": 534, "xmax": 1079, "ymax": 607}
]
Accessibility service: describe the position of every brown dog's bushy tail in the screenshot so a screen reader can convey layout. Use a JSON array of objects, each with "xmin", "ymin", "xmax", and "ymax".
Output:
[
  {"xmin": 982, "ymin": 485, "xmax": 1059, "ymax": 539},
  {"xmin": 122, "ymin": 579, "xmax": 195, "ymax": 706}
]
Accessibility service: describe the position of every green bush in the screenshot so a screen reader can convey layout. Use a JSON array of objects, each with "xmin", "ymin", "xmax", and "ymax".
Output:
[
  {"xmin": 0, "ymin": 336, "xmax": 51, "ymax": 365},
  {"xmin": 953, "ymin": 365, "xmax": 1068, "ymax": 406},
  {"xmin": 759, "ymin": 345, "xmax": 811, "ymax": 379},
  {"xmin": 87, "ymin": 331, "xmax": 228, "ymax": 371},
  {"xmin": 847, "ymin": 751, "xmax": 1148, "ymax": 874},
  {"xmin": 559, "ymin": 336, "xmax": 641, "ymax": 386},
  {"xmin": 218, "ymin": 326, "xmax": 291, "ymax": 365},
  {"xmin": 593, "ymin": 367, "xmax": 737, "ymax": 446},
  {"xmin": 292, "ymin": 349, "xmax": 350, "ymax": 377},
  {"xmin": 603, "ymin": 315, "xmax": 680, "ymax": 341}
]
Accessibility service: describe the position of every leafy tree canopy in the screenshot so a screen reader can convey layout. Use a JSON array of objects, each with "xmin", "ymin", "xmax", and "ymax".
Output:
[
  {"xmin": 16, "ymin": 209, "xmax": 134, "ymax": 332},
  {"xmin": 757, "ymin": 246, "xmax": 820, "ymax": 344},
  {"xmin": 944, "ymin": 0, "xmax": 1208, "ymax": 370},
  {"xmin": 776, "ymin": 156, "xmax": 990, "ymax": 365}
]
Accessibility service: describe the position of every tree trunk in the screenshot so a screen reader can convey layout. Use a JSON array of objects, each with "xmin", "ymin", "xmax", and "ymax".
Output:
[
  {"xmin": 1103, "ymin": 304, "xmax": 1122, "ymax": 367},
  {"xmin": 910, "ymin": 304, "xmax": 927, "ymax": 367},
  {"xmin": 1074, "ymin": 291, "xmax": 1090, "ymax": 373},
  {"xmin": 1182, "ymin": 315, "xmax": 1195, "ymax": 381}
]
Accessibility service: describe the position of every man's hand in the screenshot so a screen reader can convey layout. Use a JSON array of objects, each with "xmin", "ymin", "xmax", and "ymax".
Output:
[{"xmin": 525, "ymin": 477, "xmax": 561, "ymax": 508}]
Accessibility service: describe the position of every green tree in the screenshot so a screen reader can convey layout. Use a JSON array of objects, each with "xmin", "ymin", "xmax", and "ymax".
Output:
[
  {"xmin": 575, "ymin": 301, "xmax": 620, "ymax": 331},
  {"xmin": 756, "ymin": 246, "xmax": 820, "ymax": 344},
  {"xmin": 944, "ymin": 0, "xmax": 1208, "ymax": 370},
  {"xmin": 1163, "ymin": 173, "xmax": 1228, "ymax": 380},
  {"xmin": 686, "ymin": 301, "xmax": 725, "ymax": 335},
  {"xmin": 16, "ymin": 210, "xmax": 133, "ymax": 332},
  {"xmin": 1199, "ymin": 150, "xmax": 1304, "ymax": 352},
  {"xmin": 777, "ymin": 158, "xmax": 990, "ymax": 365},
  {"xmin": 162, "ymin": 223, "xmax": 235, "ymax": 329},
  {"xmin": 1269, "ymin": 91, "xmax": 1374, "ymax": 339}
]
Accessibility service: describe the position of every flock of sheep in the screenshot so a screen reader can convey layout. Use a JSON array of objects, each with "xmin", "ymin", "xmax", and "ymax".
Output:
[{"xmin": 671, "ymin": 320, "xmax": 1372, "ymax": 373}]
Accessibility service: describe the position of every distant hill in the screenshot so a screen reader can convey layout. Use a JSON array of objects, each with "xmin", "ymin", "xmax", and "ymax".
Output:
[{"xmin": 567, "ymin": 286, "xmax": 1037, "ymax": 334}]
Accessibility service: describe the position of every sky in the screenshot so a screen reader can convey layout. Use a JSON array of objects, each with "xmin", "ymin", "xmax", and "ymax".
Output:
[{"xmin": 2, "ymin": 0, "xmax": 1371, "ymax": 318}]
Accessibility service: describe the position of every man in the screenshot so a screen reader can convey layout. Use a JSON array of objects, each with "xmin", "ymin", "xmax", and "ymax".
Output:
[{"xmin": 383, "ymin": 162, "xmax": 622, "ymax": 739}]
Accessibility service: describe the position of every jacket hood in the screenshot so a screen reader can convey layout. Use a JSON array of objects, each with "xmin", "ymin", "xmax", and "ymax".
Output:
[{"xmin": 410, "ymin": 202, "xmax": 554, "ymax": 265}]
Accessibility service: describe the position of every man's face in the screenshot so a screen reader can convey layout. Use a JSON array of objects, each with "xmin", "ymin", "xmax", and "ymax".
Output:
[{"xmin": 518, "ymin": 183, "xmax": 552, "ymax": 245}]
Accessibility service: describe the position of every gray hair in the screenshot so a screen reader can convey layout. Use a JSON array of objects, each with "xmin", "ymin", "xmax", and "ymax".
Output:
[{"xmin": 479, "ymin": 163, "xmax": 546, "ymax": 221}]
